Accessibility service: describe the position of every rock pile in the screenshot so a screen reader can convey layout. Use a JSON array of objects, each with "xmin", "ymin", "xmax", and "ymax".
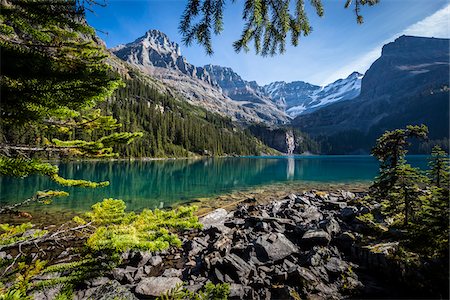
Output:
[{"xmin": 37, "ymin": 190, "xmax": 378, "ymax": 300}]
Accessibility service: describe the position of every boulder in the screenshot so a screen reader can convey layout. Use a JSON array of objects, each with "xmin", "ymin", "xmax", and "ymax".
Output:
[
  {"xmin": 301, "ymin": 230, "xmax": 331, "ymax": 246},
  {"xmin": 162, "ymin": 268, "xmax": 183, "ymax": 278},
  {"xmin": 221, "ymin": 253, "xmax": 253, "ymax": 283},
  {"xmin": 323, "ymin": 200, "xmax": 347, "ymax": 210},
  {"xmin": 319, "ymin": 218, "xmax": 341, "ymax": 236},
  {"xmin": 339, "ymin": 207, "xmax": 358, "ymax": 221},
  {"xmin": 334, "ymin": 231, "xmax": 356, "ymax": 252},
  {"xmin": 200, "ymin": 208, "xmax": 229, "ymax": 233},
  {"xmin": 135, "ymin": 277, "xmax": 183, "ymax": 297},
  {"xmin": 129, "ymin": 251, "xmax": 152, "ymax": 267},
  {"xmin": 112, "ymin": 266, "xmax": 138, "ymax": 283},
  {"xmin": 325, "ymin": 257, "xmax": 349, "ymax": 274},
  {"xmin": 298, "ymin": 205, "xmax": 323, "ymax": 223},
  {"xmin": 148, "ymin": 255, "xmax": 163, "ymax": 266},
  {"xmin": 340, "ymin": 190, "xmax": 356, "ymax": 200},
  {"xmin": 75, "ymin": 280, "xmax": 137, "ymax": 300},
  {"xmin": 255, "ymin": 233, "xmax": 298, "ymax": 262},
  {"xmin": 295, "ymin": 196, "xmax": 311, "ymax": 206}
]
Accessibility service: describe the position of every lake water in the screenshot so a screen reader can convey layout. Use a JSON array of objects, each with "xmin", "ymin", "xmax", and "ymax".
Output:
[{"xmin": 0, "ymin": 156, "xmax": 429, "ymax": 212}]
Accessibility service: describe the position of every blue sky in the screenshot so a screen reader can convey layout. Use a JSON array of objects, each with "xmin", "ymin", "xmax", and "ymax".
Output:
[{"xmin": 87, "ymin": 0, "xmax": 449, "ymax": 86}]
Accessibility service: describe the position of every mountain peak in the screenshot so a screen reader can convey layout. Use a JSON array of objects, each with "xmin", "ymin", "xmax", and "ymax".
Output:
[
  {"xmin": 111, "ymin": 29, "xmax": 212, "ymax": 81},
  {"xmin": 348, "ymin": 71, "xmax": 364, "ymax": 79}
]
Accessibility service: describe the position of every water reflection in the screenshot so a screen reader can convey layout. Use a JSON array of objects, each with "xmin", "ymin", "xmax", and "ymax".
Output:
[
  {"xmin": 287, "ymin": 157, "xmax": 295, "ymax": 179},
  {"xmin": 0, "ymin": 156, "xmax": 429, "ymax": 212}
]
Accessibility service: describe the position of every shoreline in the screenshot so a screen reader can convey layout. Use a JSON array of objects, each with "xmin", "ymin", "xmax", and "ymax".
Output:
[{"xmin": 3, "ymin": 181, "xmax": 371, "ymax": 227}]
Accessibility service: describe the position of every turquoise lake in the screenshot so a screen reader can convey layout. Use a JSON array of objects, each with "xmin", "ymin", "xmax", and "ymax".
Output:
[{"xmin": 0, "ymin": 156, "xmax": 429, "ymax": 212}]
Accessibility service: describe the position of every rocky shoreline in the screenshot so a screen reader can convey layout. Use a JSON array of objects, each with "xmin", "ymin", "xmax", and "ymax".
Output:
[{"xmin": 33, "ymin": 190, "xmax": 438, "ymax": 299}]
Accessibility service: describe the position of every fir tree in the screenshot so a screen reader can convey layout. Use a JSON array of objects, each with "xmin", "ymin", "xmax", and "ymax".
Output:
[
  {"xmin": 370, "ymin": 125, "xmax": 429, "ymax": 226},
  {"xmin": 427, "ymin": 145, "xmax": 449, "ymax": 188}
]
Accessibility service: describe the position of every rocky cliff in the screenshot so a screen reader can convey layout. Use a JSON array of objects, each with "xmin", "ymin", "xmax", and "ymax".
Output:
[{"xmin": 293, "ymin": 36, "xmax": 450, "ymax": 153}]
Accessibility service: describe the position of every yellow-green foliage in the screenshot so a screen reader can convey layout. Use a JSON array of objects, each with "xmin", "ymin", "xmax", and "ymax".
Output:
[
  {"xmin": 0, "ymin": 260, "xmax": 46, "ymax": 299},
  {"xmin": 36, "ymin": 190, "xmax": 69, "ymax": 198},
  {"xmin": 157, "ymin": 282, "xmax": 230, "ymax": 300},
  {"xmin": 50, "ymin": 174, "xmax": 109, "ymax": 188},
  {"xmin": 0, "ymin": 158, "xmax": 109, "ymax": 188},
  {"xmin": 0, "ymin": 158, "xmax": 57, "ymax": 178},
  {"xmin": 0, "ymin": 223, "xmax": 47, "ymax": 246},
  {"xmin": 356, "ymin": 213, "xmax": 375, "ymax": 223},
  {"xmin": 80, "ymin": 199, "xmax": 202, "ymax": 253},
  {"xmin": 85, "ymin": 198, "xmax": 133, "ymax": 225}
]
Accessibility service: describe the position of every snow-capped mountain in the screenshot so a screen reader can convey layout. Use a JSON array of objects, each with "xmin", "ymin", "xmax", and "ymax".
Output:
[
  {"xmin": 110, "ymin": 29, "xmax": 364, "ymax": 123},
  {"xmin": 111, "ymin": 30, "xmax": 214, "ymax": 85},
  {"xmin": 111, "ymin": 30, "xmax": 289, "ymax": 124},
  {"xmin": 264, "ymin": 72, "xmax": 363, "ymax": 117},
  {"xmin": 204, "ymin": 64, "xmax": 268, "ymax": 103}
]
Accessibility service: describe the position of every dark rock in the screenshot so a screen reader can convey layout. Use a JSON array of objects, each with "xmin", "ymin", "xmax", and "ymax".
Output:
[
  {"xmin": 339, "ymin": 206, "xmax": 358, "ymax": 221},
  {"xmin": 319, "ymin": 218, "xmax": 341, "ymax": 236},
  {"xmin": 295, "ymin": 196, "xmax": 311, "ymax": 206},
  {"xmin": 323, "ymin": 200, "xmax": 347, "ymax": 210},
  {"xmin": 135, "ymin": 277, "xmax": 183, "ymax": 297},
  {"xmin": 32, "ymin": 284, "xmax": 64, "ymax": 300},
  {"xmin": 225, "ymin": 218, "xmax": 245, "ymax": 227},
  {"xmin": 255, "ymin": 221, "xmax": 270, "ymax": 232},
  {"xmin": 296, "ymin": 266, "xmax": 318, "ymax": 283},
  {"xmin": 213, "ymin": 234, "xmax": 232, "ymax": 253},
  {"xmin": 129, "ymin": 251, "xmax": 152, "ymax": 268},
  {"xmin": 314, "ymin": 282, "xmax": 338, "ymax": 296},
  {"xmin": 301, "ymin": 230, "xmax": 331, "ymax": 246},
  {"xmin": 325, "ymin": 257, "xmax": 349, "ymax": 274},
  {"xmin": 221, "ymin": 253, "xmax": 253, "ymax": 283},
  {"xmin": 255, "ymin": 233, "xmax": 298, "ymax": 262},
  {"xmin": 334, "ymin": 231, "xmax": 356, "ymax": 252},
  {"xmin": 359, "ymin": 206, "xmax": 370, "ymax": 215},
  {"xmin": 214, "ymin": 267, "xmax": 225, "ymax": 282},
  {"xmin": 298, "ymin": 205, "xmax": 323, "ymax": 223}
]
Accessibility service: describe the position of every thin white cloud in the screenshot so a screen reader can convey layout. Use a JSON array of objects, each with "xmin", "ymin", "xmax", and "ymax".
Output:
[{"xmin": 321, "ymin": 3, "xmax": 450, "ymax": 86}]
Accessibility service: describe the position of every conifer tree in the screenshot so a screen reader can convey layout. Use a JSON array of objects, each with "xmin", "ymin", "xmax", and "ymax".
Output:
[
  {"xmin": 370, "ymin": 125, "xmax": 429, "ymax": 226},
  {"xmin": 180, "ymin": 0, "xmax": 379, "ymax": 55},
  {"xmin": 0, "ymin": 0, "xmax": 142, "ymax": 207},
  {"xmin": 410, "ymin": 147, "xmax": 449, "ymax": 256},
  {"xmin": 427, "ymin": 145, "xmax": 449, "ymax": 188}
]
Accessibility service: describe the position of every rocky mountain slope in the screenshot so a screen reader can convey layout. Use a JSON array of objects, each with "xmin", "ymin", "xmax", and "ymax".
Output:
[
  {"xmin": 292, "ymin": 36, "xmax": 450, "ymax": 154},
  {"xmin": 110, "ymin": 29, "xmax": 364, "ymax": 124},
  {"xmin": 264, "ymin": 72, "xmax": 362, "ymax": 117},
  {"xmin": 111, "ymin": 30, "xmax": 289, "ymax": 125}
]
